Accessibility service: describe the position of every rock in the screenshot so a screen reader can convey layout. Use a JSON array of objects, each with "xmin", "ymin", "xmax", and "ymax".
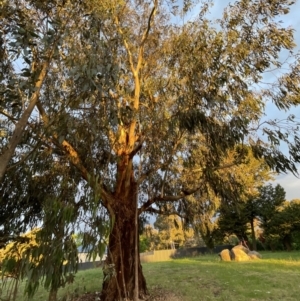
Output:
[
  {"xmin": 232, "ymin": 244, "xmax": 250, "ymax": 254},
  {"xmin": 219, "ymin": 246, "xmax": 262, "ymax": 262},
  {"xmin": 231, "ymin": 247, "xmax": 250, "ymax": 262},
  {"xmin": 219, "ymin": 249, "xmax": 232, "ymax": 261},
  {"xmin": 248, "ymin": 251, "xmax": 262, "ymax": 259}
]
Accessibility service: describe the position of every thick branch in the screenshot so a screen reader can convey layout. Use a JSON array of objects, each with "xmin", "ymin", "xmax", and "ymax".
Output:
[
  {"xmin": 35, "ymin": 99, "xmax": 91, "ymax": 183},
  {"xmin": 36, "ymin": 100, "xmax": 115, "ymax": 209},
  {"xmin": 129, "ymin": 135, "xmax": 144, "ymax": 159},
  {"xmin": 0, "ymin": 58, "xmax": 53, "ymax": 182},
  {"xmin": 143, "ymin": 206, "xmax": 182, "ymax": 218},
  {"xmin": 140, "ymin": 0, "xmax": 158, "ymax": 48},
  {"xmin": 139, "ymin": 183, "xmax": 204, "ymax": 214}
]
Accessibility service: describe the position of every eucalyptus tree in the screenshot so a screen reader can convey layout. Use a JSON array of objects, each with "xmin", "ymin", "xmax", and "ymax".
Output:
[{"xmin": 1, "ymin": 0, "xmax": 300, "ymax": 300}]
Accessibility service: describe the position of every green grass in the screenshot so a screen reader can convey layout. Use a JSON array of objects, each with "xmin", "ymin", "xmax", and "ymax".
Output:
[
  {"xmin": 2, "ymin": 251, "xmax": 300, "ymax": 300},
  {"xmin": 0, "ymin": 268, "xmax": 104, "ymax": 301},
  {"xmin": 144, "ymin": 251, "xmax": 300, "ymax": 301}
]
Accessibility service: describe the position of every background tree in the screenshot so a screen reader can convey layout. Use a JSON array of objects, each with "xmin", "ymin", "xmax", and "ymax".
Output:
[
  {"xmin": 1, "ymin": 1, "xmax": 300, "ymax": 300},
  {"xmin": 216, "ymin": 183, "xmax": 286, "ymax": 250},
  {"xmin": 139, "ymin": 224, "xmax": 160, "ymax": 252},
  {"xmin": 261, "ymin": 198, "xmax": 300, "ymax": 251},
  {"xmin": 254, "ymin": 184, "xmax": 286, "ymax": 250},
  {"xmin": 153, "ymin": 215, "xmax": 194, "ymax": 249},
  {"xmin": 184, "ymin": 147, "xmax": 272, "ymax": 250},
  {"xmin": 255, "ymin": 184, "xmax": 287, "ymax": 225}
]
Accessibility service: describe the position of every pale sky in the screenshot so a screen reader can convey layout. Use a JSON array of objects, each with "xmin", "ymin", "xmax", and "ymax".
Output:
[{"xmin": 192, "ymin": 0, "xmax": 300, "ymax": 201}]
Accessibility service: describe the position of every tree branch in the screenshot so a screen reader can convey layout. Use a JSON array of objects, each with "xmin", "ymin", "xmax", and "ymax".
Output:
[
  {"xmin": 115, "ymin": 16, "xmax": 136, "ymax": 76},
  {"xmin": 188, "ymin": 161, "xmax": 241, "ymax": 174},
  {"xmin": 136, "ymin": 0, "xmax": 157, "ymax": 73},
  {"xmin": 143, "ymin": 206, "xmax": 182, "ymax": 218},
  {"xmin": 0, "ymin": 109, "xmax": 17, "ymax": 123},
  {"xmin": 129, "ymin": 135, "xmax": 144, "ymax": 159},
  {"xmin": 139, "ymin": 183, "xmax": 204, "ymax": 214},
  {"xmin": 6, "ymin": 141, "xmax": 42, "ymax": 172},
  {"xmin": 35, "ymin": 93, "xmax": 115, "ymax": 207},
  {"xmin": 0, "ymin": 54, "xmax": 54, "ymax": 182}
]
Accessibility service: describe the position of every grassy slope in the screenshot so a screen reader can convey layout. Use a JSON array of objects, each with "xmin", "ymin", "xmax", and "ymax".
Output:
[
  {"xmin": 2, "ymin": 251, "xmax": 300, "ymax": 301},
  {"xmin": 144, "ymin": 251, "xmax": 300, "ymax": 301}
]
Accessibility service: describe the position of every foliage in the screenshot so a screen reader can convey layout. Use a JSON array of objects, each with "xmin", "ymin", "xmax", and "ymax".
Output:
[
  {"xmin": 139, "ymin": 225, "xmax": 160, "ymax": 252},
  {"xmin": 185, "ymin": 148, "xmax": 272, "ymax": 249},
  {"xmin": 262, "ymin": 199, "xmax": 300, "ymax": 251},
  {"xmin": 72, "ymin": 233, "xmax": 84, "ymax": 248},
  {"xmin": 139, "ymin": 235, "xmax": 151, "ymax": 253},
  {"xmin": 255, "ymin": 184, "xmax": 287, "ymax": 223},
  {"xmin": 214, "ymin": 183, "xmax": 300, "ymax": 252},
  {"xmin": 0, "ymin": 228, "xmax": 78, "ymax": 301},
  {"xmin": 153, "ymin": 215, "xmax": 194, "ymax": 250},
  {"xmin": 0, "ymin": 169, "xmax": 43, "ymax": 248},
  {"xmin": 1, "ymin": 0, "xmax": 300, "ymax": 300},
  {"xmin": 216, "ymin": 184, "xmax": 286, "ymax": 248}
]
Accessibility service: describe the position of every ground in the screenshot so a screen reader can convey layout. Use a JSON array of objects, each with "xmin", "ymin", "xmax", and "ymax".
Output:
[{"xmin": 72, "ymin": 287, "xmax": 182, "ymax": 301}]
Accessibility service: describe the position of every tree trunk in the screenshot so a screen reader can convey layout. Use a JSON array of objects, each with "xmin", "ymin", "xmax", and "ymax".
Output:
[
  {"xmin": 250, "ymin": 218, "xmax": 257, "ymax": 251},
  {"xmin": 48, "ymin": 288, "xmax": 57, "ymax": 301},
  {"xmin": 283, "ymin": 235, "xmax": 292, "ymax": 251},
  {"xmin": 101, "ymin": 161, "xmax": 147, "ymax": 301}
]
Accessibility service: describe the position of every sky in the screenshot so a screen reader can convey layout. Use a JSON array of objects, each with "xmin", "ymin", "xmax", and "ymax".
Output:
[{"xmin": 187, "ymin": 0, "xmax": 300, "ymax": 201}]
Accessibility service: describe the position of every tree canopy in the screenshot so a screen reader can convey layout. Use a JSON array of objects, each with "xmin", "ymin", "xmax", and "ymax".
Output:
[{"xmin": 1, "ymin": 0, "xmax": 300, "ymax": 300}]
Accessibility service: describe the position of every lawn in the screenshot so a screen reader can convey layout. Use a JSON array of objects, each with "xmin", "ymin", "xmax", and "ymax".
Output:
[
  {"xmin": 2, "ymin": 251, "xmax": 300, "ymax": 301},
  {"xmin": 144, "ymin": 251, "xmax": 300, "ymax": 301}
]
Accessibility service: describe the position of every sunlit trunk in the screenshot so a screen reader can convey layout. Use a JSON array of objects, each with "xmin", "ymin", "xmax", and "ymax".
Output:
[{"xmin": 250, "ymin": 219, "xmax": 257, "ymax": 251}]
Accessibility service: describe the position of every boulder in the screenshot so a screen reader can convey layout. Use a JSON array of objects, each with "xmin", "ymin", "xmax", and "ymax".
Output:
[
  {"xmin": 248, "ymin": 251, "xmax": 262, "ymax": 259},
  {"xmin": 231, "ymin": 247, "xmax": 250, "ymax": 262},
  {"xmin": 219, "ymin": 249, "xmax": 232, "ymax": 261},
  {"xmin": 232, "ymin": 244, "xmax": 250, "ymax": 254}
]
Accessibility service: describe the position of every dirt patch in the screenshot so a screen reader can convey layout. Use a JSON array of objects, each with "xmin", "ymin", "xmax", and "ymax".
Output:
[
  {"xmin": 71, "ymin": 291, "xmax": 101, "ymax": 301},
  {"xmin": 146, "ymin": 286, "xmax": 183, "ymax": 301},
  {"xmin": 69, "ymin": 287, "xmax": 182, "ymax": 301}
]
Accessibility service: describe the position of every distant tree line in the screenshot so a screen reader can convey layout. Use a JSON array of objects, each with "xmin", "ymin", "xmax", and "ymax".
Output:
[
  {"xmin": 215, "ymin": 184, "xmax": 300, "ymax": 251},
  {"xmin": 140, "ymin": 184, "xmax": 300, "ymax": 252}
]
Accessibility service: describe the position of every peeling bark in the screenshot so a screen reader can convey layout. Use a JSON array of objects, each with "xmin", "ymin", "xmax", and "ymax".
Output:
[
  {"xmin": 101, "ymin": 160, "xmax": 147, "ymax": 301},
  {"xmin": 101, "ymin": 211, "xmax": 147, "ymax": 301}
]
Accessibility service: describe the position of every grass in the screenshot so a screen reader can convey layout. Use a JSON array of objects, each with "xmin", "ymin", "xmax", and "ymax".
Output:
[
  {"xmin": 144, "ymin": 251, "xmax": 300, "ymax": 301},
  {"xmin": 2, "ymin": 251, "xmax": 300, "ymax": 300},
  {"xmin": 0, "ymin": 268, "xmax": 104, "ymax": 301}
]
